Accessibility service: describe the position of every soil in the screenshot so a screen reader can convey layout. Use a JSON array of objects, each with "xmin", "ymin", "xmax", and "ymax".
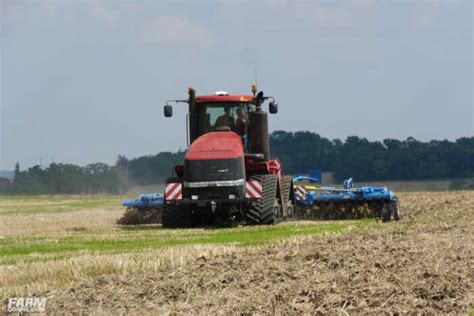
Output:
[{"xmin": 43, "ymin": 191, "xmax": 474, "ymax": 314}]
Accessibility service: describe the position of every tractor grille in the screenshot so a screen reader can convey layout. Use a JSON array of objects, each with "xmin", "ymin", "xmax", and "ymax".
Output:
[{"xmin": 184, "ymin": 157, "xmax": 244, "ymax": 183}]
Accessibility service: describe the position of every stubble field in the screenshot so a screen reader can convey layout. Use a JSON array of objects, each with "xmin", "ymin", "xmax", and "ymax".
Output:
[{"xmin": 1, "ymin": 191, "xmax": 473, "ymax": 314}]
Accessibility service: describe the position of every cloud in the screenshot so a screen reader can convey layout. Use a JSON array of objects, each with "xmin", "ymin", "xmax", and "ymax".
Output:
[
  {"xmin": 294, "ymin": 4, "xmax": 354, "ymax": 28},
  {"xmin": 409, "ymin": 4, "xmax": 441, "ymax": 31},
  {"xmin": 2, "ymin": 1, "xmax": 120, "ymax": 30},
  {"xmin": 86, "ymin": 2, "xmax": 119, "ymax": 30},
  {"xmin": 1, "ymin": 1, "xmax": 61, "ymax": 25},
  {"xmin": 140, "ymin": 15, "xmax": 214, "ymax": 47}
]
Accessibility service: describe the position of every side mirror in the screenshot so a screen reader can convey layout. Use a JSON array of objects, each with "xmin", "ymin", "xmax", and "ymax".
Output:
[
  {"xmin": 269, "ymin": 101, "xmax": 278, "ymax": 114},
  {"xmin": 164, "ymin": 105, "xmax": 173, "ymax": 117}
]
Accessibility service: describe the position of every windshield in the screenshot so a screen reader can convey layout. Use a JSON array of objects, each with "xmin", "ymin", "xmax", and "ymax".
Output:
[{"xmin": 196, "ymin": 102, "xmax": 250, "ymax": 136}]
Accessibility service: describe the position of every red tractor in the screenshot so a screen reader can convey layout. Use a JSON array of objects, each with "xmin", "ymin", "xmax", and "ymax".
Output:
[{"xmin": 161, "ymin": 86, "xmax": 294, "ymax": 227}]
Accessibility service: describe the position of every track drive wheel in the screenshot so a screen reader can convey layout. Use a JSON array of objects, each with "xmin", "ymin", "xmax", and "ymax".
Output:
[{"xmin": 244, "ymin": 175, "xmax": 279, "ymax": 225}]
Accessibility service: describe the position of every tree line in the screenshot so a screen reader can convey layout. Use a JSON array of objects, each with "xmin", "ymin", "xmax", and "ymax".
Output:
[
  {"xmin": 1, "ymin": 131, "xmax": 473, "ymax": 194},
  {"xmin": 2, "ymin": 162, "xmax": 128, "ymax": 195},
  {"xmin": 269, "ymin": 131, "xmax": 473, "ymax": 181}
]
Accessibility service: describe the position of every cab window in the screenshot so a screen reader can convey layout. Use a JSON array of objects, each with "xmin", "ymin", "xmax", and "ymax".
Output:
[
  {"xmin": 197, "ymin": 103, "xmax": 242, "ymax": 134},
  {"xmin": 196, "ymin": 103, "xmax": 249, "ymax": 148}
]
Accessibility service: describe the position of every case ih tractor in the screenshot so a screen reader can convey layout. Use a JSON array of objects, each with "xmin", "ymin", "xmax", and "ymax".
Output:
[
  {"xmin": 159, "ymin": 86, "xmax": 294, "ymax": 227},
  {"xmin": 120, "ymin": 86, "xmax": 399, "ymax": 226}
]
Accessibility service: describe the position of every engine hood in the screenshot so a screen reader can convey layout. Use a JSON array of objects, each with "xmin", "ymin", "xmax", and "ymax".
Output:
[{"xmin": 186, "ymin": 132, "xmax": 243, "ymax": 161}]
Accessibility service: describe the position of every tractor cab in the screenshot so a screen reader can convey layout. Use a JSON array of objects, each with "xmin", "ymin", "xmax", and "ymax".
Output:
[
  {"xmin": 194, "ymin": 94, "xmax": 254, "ymax": 149},
  {"xmin": 164, "ymin": 86, "xmax": 278, "ymax": 160}
]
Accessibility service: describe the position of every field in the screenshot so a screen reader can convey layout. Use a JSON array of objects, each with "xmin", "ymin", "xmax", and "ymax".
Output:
[{"xmin": 1, "ymin": 192, "xmax": 473, "ymax": 314}]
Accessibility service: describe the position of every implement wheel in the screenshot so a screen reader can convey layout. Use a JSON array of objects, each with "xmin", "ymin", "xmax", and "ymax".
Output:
[
  {"xmin": 381, "ymin": 198, "xmax": 400, "ymax": 222},
  {"xmin": 391, "ymin": 197, "xmax": 400, "ymax": 221}
]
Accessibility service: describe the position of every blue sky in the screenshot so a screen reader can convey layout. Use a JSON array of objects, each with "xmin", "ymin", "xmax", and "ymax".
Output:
[{"xmin": 1, "ymin": 1, "xmax": 472, "ymax": 170}]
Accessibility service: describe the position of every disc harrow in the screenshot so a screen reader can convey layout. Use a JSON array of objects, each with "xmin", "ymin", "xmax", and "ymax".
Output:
[
  {"xmin": 117, "ymin": 193, "xmax": 163, "ymax": 225},
  {"xmin": 293, "ymin": 176, "xmax": 400, "ymax": 222}
]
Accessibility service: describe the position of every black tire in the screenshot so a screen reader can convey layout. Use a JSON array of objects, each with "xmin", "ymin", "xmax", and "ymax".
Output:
[
  {"xmin": 381, "ymin": 202, "xmax": 391, "ymax": 222},
  {"xmin": 381, "ymin": 198, "xmax": 400, "ymax": 222},
  {"xmin": 244, "ymin": 175, "xmax": 279, "ymax": 225},
  {"xmin": 391, "ymin": 197, "xmax": 400, "ymax": 221}
]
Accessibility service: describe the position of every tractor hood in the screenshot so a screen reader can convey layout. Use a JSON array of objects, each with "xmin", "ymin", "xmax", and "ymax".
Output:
[
  {"xmin": 186, "ymin": 132, "xmax": 243, "ymax": 161},
  {"xmin": 184, "ymin": 132, "xmax": 245, "ymax": 186}
]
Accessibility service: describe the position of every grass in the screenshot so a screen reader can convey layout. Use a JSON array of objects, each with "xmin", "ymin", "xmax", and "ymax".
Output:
[
  {"xmin": 0, "ymin": 195, "xmax": 120, "ymax": 216},
  {"xmin": 0, "ymin": 220, "xmax": 372, "ymax": 265},
  {"xmin": 0, "ymin": 195, "xmax": 375, "ymax": 265},
  {"xmin": 0, "ymin": 195, "xmax": 375, "ymax": 298},
  {"xmin": 2, "ymin": 191, "xmax": 473, "ymax": 313}
]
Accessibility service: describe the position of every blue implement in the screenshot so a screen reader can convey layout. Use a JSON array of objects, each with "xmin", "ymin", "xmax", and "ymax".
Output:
[
  {"xmin": 292, "ymin": 175, "xmax": 399, "ymax": 221},
  {"xmin": 122, "ymin": 193, "xmax": 164, "ymax": 208},
  {"xmin": 293, "ymin": 176, "xmax": 396, "ymax": 206}
]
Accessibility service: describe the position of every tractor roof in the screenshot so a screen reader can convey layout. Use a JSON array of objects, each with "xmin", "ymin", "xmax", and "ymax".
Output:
[{"xmin": 195, "ymin": 95, "xmax": 254, "ymax": 103}]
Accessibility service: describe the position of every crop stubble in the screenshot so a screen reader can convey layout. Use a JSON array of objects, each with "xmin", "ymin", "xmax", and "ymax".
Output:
[{"xmin": 35, "ymin": 191, "xmax": 474, "ymax": 314}]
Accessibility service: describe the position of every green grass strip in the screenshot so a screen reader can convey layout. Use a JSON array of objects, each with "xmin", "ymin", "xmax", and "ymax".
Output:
[{"xmin": 0, "ymin": 220, "xmax": 373, "ymax": 265}]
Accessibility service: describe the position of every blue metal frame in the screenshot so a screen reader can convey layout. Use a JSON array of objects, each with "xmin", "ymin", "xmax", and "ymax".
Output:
[
  {"xmin": 122, "ymin": 177, "xmax": 396, "ymax": 210},
  {"xmin": 293, "ymin": 176, "xmax": 395, "ymax": 206},
  {"xmin": 122, "ymin": 193, "xmax": 164, "ymax": 208}
]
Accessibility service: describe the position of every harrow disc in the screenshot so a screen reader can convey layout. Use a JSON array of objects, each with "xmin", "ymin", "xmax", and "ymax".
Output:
[
  {"xmin": 295, "ymin": 200, "xmax": 394, "ymax": 221},
  {"xmin": 117, "ymin": 206, "xmax": 162, "ymax": 225}
]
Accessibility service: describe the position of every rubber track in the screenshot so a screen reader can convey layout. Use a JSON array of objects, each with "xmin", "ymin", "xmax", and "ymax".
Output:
[
  {"xmin": 282, "ymin": 176, "xmax": 293, "ymax": 205},
  {"xmin": 162, "ymin": 204, "xmax": 189, "ymax": 228},
  {"xmin": 244, "ymin": 175, "xmax": 278, "ymax": 225}
]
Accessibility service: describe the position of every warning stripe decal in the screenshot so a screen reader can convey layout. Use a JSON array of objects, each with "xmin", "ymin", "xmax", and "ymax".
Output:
[
  {"xmin": 165, "ymin": 182, "xmax": 182, "ymax": 200},
  {"xmin": 245, "ymin": 181, "xmax": 263, "ymax": 198},
  {"xmin": 295, "ymin": 185, "xmax": 307, "ymax": 201}
]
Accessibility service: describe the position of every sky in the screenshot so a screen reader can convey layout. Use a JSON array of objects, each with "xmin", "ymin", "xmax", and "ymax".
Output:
[{"xmin": 0, "ymin": 0, "xmax": 472, "ymax": 170}]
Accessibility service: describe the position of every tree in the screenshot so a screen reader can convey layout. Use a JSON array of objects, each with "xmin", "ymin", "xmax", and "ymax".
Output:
[
  {"xmin": 116, "ymin": 155, "xmax": 129, "ymax": 169},
  {"xmin": 14, "ymin": 162, "xmax": 20, "ymax": 181}
]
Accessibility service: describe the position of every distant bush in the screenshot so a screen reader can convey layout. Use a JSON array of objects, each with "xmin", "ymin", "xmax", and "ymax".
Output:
[{"xmin": 1, "ymin": 163, "xmax": 129, "ymax": 195}]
